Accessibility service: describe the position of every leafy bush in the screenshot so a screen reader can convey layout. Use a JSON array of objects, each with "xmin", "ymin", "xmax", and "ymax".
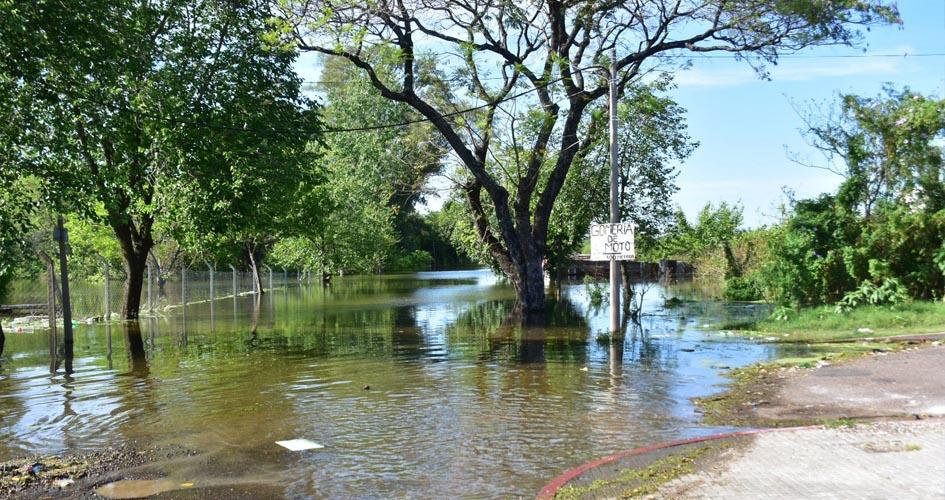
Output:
[
  {"xmin": 387, "ymin": 250, "xmax": 433, "ymax": 273},
  {"xmin": 583, "ymin": 276, "xmax": 607, "ymax": 306},
  {"xmin": 835, "ymin": 278, "xmax": 909, "ymax": 313},
  {"xmin": 724, "ymin": 276, "xmax": 763, "ymax": 301}
]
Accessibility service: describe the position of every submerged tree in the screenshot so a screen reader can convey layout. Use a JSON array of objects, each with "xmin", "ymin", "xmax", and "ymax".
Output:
[
  {"xmin": 280, "ymin": 0, "xmax": 899, "ymax": 317},
  {"xmin": 0, "ymin": 0, "xmax": 317, "ymax": 318}
]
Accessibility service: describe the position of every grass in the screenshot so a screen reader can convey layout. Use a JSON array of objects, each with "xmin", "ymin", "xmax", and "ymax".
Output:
[
  {"xmin": 821, "ymin": 418, "xmax": 857, "ymax": 429},
  {"xmin": 718, "ymin": 301, "xmax": 945, "ymax": 342},
  {"xmin": 554, "ymin": 442, "xmax": 730, "ymax": 499}
]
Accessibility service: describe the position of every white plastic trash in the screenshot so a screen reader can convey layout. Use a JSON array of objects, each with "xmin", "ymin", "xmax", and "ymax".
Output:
[{"xmin": 276, "ymin": 439, "xmax": 324, "ymax": 451}]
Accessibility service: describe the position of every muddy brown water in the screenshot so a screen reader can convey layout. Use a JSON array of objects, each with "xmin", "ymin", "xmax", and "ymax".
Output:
[{"xmin": 1, "ymin": 270, "xmax": 799, "ymax": 497}]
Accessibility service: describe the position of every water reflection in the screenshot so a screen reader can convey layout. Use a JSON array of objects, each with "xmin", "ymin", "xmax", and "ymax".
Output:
[
  {"xmin": 124, "ymin": 323, "xmax": 149, "ymax": 377},
  {"xmin": 1, "ymin": 270, "xmax": 780, "ymax": 497}
]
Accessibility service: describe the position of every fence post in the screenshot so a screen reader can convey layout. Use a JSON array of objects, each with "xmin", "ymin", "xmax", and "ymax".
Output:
[
  {"xmin": 208, "ymin": 261, "xmax": 215, "ymax": 312},
  {"xmin": 38, "ymin": 251, "xmax": 58, "ymax": 371},
  {"xmin": 147, "ymin": 260, "xmax": 153, "ymax": 312},
  {"xmin": 207, "ymin": 262, "xmax": 214, "ymax": 299},
  {"xmin": 230, "ymin": 264, "xmax": 238, "ymax": 323},
  {"xmin": 103, "ymin": 258, "xmax": 110, "ymax": 321}
]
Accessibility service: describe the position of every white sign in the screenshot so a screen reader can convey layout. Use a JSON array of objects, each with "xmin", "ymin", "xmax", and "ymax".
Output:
[{"xmin": 590, "ymin": 222, "xmax": 635, "ymax": 261}]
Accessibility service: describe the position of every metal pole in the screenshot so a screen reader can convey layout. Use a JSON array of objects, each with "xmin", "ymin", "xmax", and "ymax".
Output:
[
  {"xmin": 147, "ymin": 260, "xmax": 153, "ymax": 312},
  {"xmin": 181, "ymin": 265, "xmax": 187, "ymax": 306},
  {"xmin": 282, "ymin": 268, "xmax": 287, "ymax": 290},
  {"xmin": 230, "ymin": 265, "xmax": 238, "ymax": 324},
  {"xmin": 54, "ymin": 216, "xmax": 74, "ymax": 371},
  {"xmin": 208, "ymin": 263, "xmax": 214, "ymax": 301},
  {"xmin": 230, "ymin": 265, "xmax": 237, "ymax": 298},
  {"xmin": 38, "ymin": 251, "xmax": 58, "ymax": 372},
  {"xmin": 207, "ymin": 262, "xmax": 214, "ymax": 320},
  {"xmin": 266, "ymin": 265, "xmax": 273, "ymax": 292},
  {"xmin": 608, "ymin": 49, "xmax": 621, "ymax": 333},
  {"xmin": 103, "ymin": 259, "xmax": 110, "ymax": 321}
]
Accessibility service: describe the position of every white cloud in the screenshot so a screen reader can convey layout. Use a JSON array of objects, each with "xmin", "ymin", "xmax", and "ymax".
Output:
[{"xmin": 675, "ymin": 48, "xmax": 913, "ymax": 88}]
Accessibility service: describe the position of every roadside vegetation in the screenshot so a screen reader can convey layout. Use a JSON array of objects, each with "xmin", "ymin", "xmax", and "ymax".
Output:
[
  {"xmin": 721, "ymin": 301, "xmax": 945, "ymax": 342},
  {"xmin": 657, "ymin": 88, "xmax": 945, "ymax": 338}
]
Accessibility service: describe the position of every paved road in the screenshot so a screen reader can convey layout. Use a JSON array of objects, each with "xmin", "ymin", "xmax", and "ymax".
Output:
[
  {"xmin": 655, "ymin": 420, "xmax": 945, "ymax": 499},
  {"xmin": 758, "ymin": 344, "xmax": 945, "ymax": 421}
]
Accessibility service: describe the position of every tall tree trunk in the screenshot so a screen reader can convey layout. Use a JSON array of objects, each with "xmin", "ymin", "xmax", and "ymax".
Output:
[
  {"xmin": 120, "ymin": 248, "xmax": 149, "ymax": 320},
  {"xmin": 0, "ymin": 322, "xmax": 5, "ymax": 358},
  {"xmin": 113, "ymin": 220, "xmax": 153, "ymax": 320},
  {"xmin": 515, "ymin": 258, "xmax": 546, "ymax": 316}
]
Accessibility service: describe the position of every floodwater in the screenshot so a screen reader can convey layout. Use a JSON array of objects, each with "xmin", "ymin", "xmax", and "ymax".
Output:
[{"xmin": 1, "ymin": 270, "xmax": 785, "ymax": 498}]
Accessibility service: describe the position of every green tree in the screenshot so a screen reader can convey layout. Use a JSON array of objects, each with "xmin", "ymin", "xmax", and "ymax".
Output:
[
  {"xmin": 765, "ymin": 89, "xmax": 945, "ymax": 306},
  {"xmin": 316, "ymin": 53, "xmax": 446, "ymax": 269},
  {"xmin": 546, "ymin": 77, "xmax": 696, "ymax": 275},
  {"xmin": 0, "ymin": 177, "xmax": 36, "ymax": 357},
  {"xmin": 282, "ymin": 0, "xmax": 899, "ymax": 317},
  {"xmin": 801, "ymin": 87, "xmax": 945, "ymax": 216},
  {"xmin": 0, "ymin": 0, "xmax": 317, "ymax": 318}
]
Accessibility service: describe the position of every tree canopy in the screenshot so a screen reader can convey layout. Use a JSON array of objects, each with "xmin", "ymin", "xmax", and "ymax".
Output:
[
  {"xmin": 0, "ymin": 0, "xmax": 320, "ymax": 318},
  {"xmin": 279, "ymin": 0, "xmax": 900, "ymax": 314}
]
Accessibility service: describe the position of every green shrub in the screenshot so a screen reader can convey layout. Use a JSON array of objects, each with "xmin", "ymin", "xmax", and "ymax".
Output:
[
  {"xmin": 387, "ymin": 250, "xmax": 433, "ymax": 273},
  {"xmin": 583, "ymin": 276, "xmax": 607, "ymax": 306},
  {"xmin": 835, "ymin": 277, "xmax": 909, "ymax": 313},
  {"xmin": 724, "ymin": 276, "xmax": 763, "ymax": 301}
]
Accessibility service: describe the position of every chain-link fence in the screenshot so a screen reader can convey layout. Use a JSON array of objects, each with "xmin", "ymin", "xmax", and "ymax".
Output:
[{"xmin": 1, "ymin": 257, "xmax": 313, "ymax": 332}]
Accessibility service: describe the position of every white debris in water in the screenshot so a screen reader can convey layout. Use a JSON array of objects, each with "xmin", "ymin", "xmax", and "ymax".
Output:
[
  {"xmin": 857, "ymin": 327, "xmax": 874, "ymax": 334},
  {"xmin": 276, "ymin": 439, "xmax": 324, "ymax": 451},
  {"xmin": 53, "ymin": 478, "xmax": 75, "ymax": 489}
]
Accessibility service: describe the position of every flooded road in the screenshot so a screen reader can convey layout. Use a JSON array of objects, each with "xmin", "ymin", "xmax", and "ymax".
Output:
[{"xmin": 1, "ymin": 270, "xmax": 782, "ymax": 498}]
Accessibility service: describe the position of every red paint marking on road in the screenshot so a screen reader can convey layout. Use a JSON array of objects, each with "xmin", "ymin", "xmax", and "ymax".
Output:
[{"xmin": 535, "ymin": 426, "xmax": 818, "ymax": 500}]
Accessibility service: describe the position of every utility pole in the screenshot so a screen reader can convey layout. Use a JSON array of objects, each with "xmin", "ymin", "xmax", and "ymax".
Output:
[
  {"xmin": 609, "ymin": 49, "xmax": 621, "ymax": 333},
  {"xmin": 54, "ymin": 216, "xmax": 74, "ymax": 371}
]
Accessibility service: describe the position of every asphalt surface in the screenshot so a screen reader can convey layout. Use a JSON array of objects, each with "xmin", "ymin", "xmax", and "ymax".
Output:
[{"xmin": 757, "ymin": 344, "xmax": 945, "ymax": 421}]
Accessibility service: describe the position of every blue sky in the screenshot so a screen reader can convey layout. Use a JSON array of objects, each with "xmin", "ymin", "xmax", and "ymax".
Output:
[
  {"xmin": 670, "ymin": 1, "xmax": 945, "ymax": 226},
  {"xmin": 295, "ymin": 2, "xmax": 944, "ymax": 228}
]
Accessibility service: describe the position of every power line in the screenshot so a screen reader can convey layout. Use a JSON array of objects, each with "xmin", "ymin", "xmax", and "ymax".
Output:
[
  {"xmin": 658, "ymin": 51, "xmax": 945, "ymax": 59},
  {"xmin": 69, "ymin": 50, "xmax": 945, "ymax": 136},
  {"xmin": 301, "ymin": 52, "xmax": 945, "ymax": 86}
]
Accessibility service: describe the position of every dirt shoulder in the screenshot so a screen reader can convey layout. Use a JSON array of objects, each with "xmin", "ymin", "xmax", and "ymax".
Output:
[
  {"xmin": 0, "ymin": 444, "xmax": 199, "ymax": 498},
  {"xmin": 695, "ymin": 340, "xmax": 945, "ymax": 426}
]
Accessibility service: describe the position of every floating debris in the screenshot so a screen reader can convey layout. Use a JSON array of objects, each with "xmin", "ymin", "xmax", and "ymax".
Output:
[
  {"xmin": 52, "ymin": 478, "xmax": 74, "ymax": 489},
  {"xmin": 275, "ymin": 439, "xmax": 324, "ymax": 451}
]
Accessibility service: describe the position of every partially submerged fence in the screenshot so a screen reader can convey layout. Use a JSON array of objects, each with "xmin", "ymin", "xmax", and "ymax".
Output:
[{"xmin": 1, "ymin": 261, "xmax": 318, "ymax": 333}]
